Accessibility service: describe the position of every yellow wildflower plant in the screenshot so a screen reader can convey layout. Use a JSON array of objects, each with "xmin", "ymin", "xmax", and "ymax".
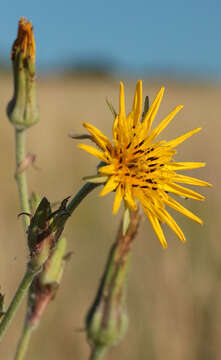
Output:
[{"xmin": 78, "ymin": 81, "xmax": 211, "ymax": 248}]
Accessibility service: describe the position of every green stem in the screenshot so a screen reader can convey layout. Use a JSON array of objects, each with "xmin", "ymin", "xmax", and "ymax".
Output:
[
  {"xmin": 14, "ymin": 322, "xmax": 34, "ymax": 360},
  {"xmin": 0, "ymin": 267, "xmax": 37, "ymax": 341},
  {"xmin": 89, "ymin": 345, "xmax": 107, "ymax": 360},
  {"xmin": 67, "ymin": 182, "xmax": 99, "ymax": 216},
  {"xmin": 54, "ymin": 182, "xmax": 100, "ymax": 243},
  {"xmin": 15, "ymin": 129, "xmax": 30, "ymax": 231}
]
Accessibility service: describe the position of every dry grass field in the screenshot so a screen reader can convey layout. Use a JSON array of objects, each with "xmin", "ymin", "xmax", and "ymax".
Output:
[{"xmin": 0, "ymin": 73, "xmax": 220, "ymax": 359}]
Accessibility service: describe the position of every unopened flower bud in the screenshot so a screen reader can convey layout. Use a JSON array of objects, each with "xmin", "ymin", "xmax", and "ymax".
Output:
[
  {"xmin": 7, "ymin": 17, "xmax": 39, "ymax": 129},
  {"xmin": 86, "ymin": 211, "xmax": 141, "ymax": 353},
  {"xmin": 27, "ymin": 197, "xmax": 52, "ymax": 271},
  {"xmin": 86, "ymin": 242, "xmax": 129, "ymax": 349},
  {"xmin": 39, "ymin": 236, "xmax": 67, "ymax": 287},
  {"xmin": 27, "ymin": 237, "xmax": 67, "ymax": 328}
]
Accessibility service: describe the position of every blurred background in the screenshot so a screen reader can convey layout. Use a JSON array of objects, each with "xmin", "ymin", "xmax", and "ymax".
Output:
[{"xmin": 0, "ymin": 1, "xmax": 220, "ymax": 359}]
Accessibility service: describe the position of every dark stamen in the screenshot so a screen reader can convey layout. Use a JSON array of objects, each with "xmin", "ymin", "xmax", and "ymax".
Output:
[
  {"xmin": 132, "ymin": 184, "xmax": 139, "ymax": 187},
  {"xmin": 145, "ymin": 179, "xmax": 153, "ymax": 184},
  {"xmin": 152, "ymin": 187, "xmax": 158, "ymax": 190},
  {"xmin": 141, "ymin": 185, "xmax": 149, "ymax": 189},
  {"xmin": 133, "ymin": 149, "xmax": 144, "ymax": 155},
  {"xmin": 149, "ymin": 163, "xmax": 157, "ymax": 167},
  {"xmin": 126, "ymin": 142, "xmax": 131, "ymax": 149},
  {"xmin": 147, "ymin": 156, "xmax": 159, "ymax": 161},
  {"xmin": 146, "ymin": 147, "xmax": 154, "ymax": 154}
]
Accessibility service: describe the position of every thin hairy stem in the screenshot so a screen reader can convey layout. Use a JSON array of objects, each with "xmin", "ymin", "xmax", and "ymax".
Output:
[
  {"xmin": 89, "ymin": 345, "xmax": 107, "ymax": 360},
  {"xmin": 0, "ymin": 268, "xmax": 37, "ymax": 341},
  {"xmin": 67, "ymin": 182, "xmax": 100, "ymax": 215},
  {"xmin": 15, "ymin": 129, "xmax": 30, "ymax": 231}
]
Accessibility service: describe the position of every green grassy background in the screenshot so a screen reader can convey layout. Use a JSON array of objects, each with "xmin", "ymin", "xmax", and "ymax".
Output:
[{"xmin": 0, "ymin": 73, "xmax": 219, "ymax": 359}]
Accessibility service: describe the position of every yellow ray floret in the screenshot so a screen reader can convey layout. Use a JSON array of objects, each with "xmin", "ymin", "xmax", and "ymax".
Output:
[
  {"xmin": 99, "ymin": 176, "xmax": 118, "ymax": 197},
  {"xmin": 167, "ymin": 128, "xmax": 202, "ymax": 148},
  {"xmin": 113, "ymin": 184, "xmax": 124, "ymax": 214},
  {"xmin": 142, "ymin": 87, "xmax": 165, "ymax": 133},
  {"xmin": 78, "ymin": 144, "xmax": 109, "ymax": 162},
  {"xmin": 78, "ymin": 80, "xmax": 211, "ymax": 247},
  {"xmin": 83, "ymin": 122, "xmax": 112, "ymax": 151}
]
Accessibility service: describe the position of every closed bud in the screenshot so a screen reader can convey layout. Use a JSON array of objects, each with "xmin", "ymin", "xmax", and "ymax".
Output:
[
  {"xmin": 7, "ymin": 17, "xmax": 39, "ymax": 129},
  {"xmin": 86, "ymin": 210, "xmax": 141, "ymax": 355},
  {"xmin": 86, "ymin": 242, "xmax": 129, "ymax": 349},
  {"xmin": 39, "ymin": 236, "xmax": 67, "ymax": 287},
  {"xmin": 27, "ymin": 237, "xmax": 67, "ymax": 328},
  {"xmin": 27, "ymin": 197, "xmax": 52, "ymax": 271}
]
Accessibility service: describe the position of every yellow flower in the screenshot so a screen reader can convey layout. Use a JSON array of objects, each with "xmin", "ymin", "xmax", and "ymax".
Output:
[{"xmin": 78, "ymin": 81, "xmax": 211, "ymax": 248}]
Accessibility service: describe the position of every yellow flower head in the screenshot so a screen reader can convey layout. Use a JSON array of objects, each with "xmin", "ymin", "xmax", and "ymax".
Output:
[
  {"xmin": 78, "ymin": 81, "xmax": 211, "ymax": 248},
  {"xmin": 11, "ymin": 17, "xmax": 35, "ymax": 61}
]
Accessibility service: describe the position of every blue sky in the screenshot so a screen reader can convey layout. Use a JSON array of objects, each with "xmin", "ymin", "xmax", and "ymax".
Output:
[{"xmin": 0, "ymin": 0, "xmax": 220, "ymax": 79}]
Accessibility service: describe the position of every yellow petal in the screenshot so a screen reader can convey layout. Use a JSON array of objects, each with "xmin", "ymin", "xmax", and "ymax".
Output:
[
  {"xmin": 167, "ymin": 162, "xmax": 206, "ymax": 170},
  {"xmin": 124, "ymin": 184, "xmax": 137, "ymax": 210},
  {"xmin": 119, "ymin": 82, "xmax": 126, "ymax": 120},
  {"xmin": 167, "ymin": 128, "xmax": 201, "ymax": 148},
  {"xmin": 164, "ymin": 183, "xmax": 205, "ymax": 201},
  {"xmin": 157, "ymin": 208, "xmax": 186, "ymax": 243},
  {"xmin": 144, "ymin": 208, "xmax": 167, "ymax": 248},
  {"xmin": 165, "ymin": 196, "xmax": 203, "ymax": 224},
  {"xmin": 83, "ymin": 122, "xmax": 112, "ymax": 151},
  {"xmin": 172, "ymin": 174, "xmax": 212, "ymax": 187},
  {"xmin": 78, "ymin": 144, "xmax": 108, "ymax": 162},
  {"xmin": 99, "ymin": 176, "xmax": 118, "ymax": 196},
  {"xmin": 142, "ymin": 87, "xmax": 165, "ymax": 133},
  {"xmin": 112, "ymin": 115, "xmax": 119, "ymax": 144},
  {"xmin": 148, "ymin": 105, "xmax": 183, "ymax": 142},
  {"xmin": 131, "ymin": 80, "xmax": 143, "ymax": 126},
  {"xmin": 98, "ymin": 164, "xmax": 116, "ymax": 175},
  {"xmin": 113, "ymin": 184, "xmax": 124, "ymax": 214}
]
